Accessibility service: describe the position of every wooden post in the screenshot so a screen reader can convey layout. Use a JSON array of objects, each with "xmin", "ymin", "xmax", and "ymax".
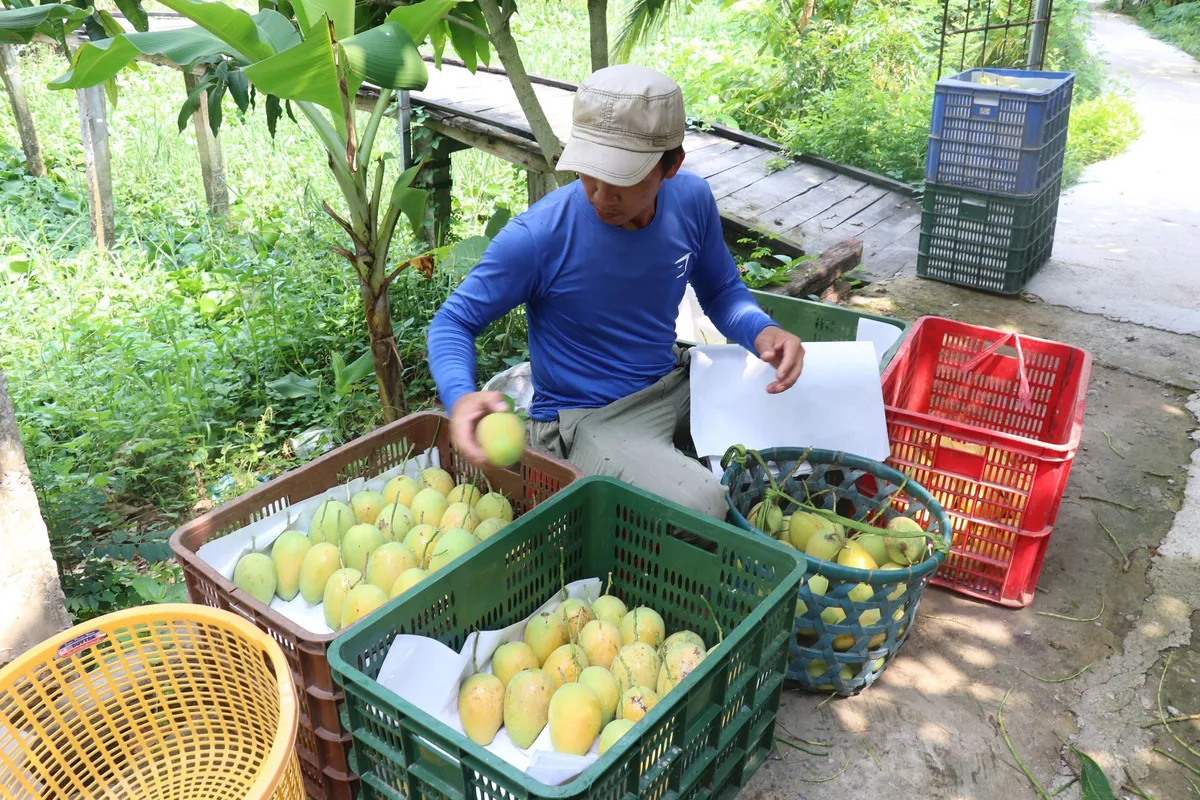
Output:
[
  {"xmin": 76, "ymin": 84, "xmax": 114, "ymax": 250},
  {"xmin": 526, "ymin": 170, "xmax": 556, "ymax": 208},
  {"xmin": 413, "ymin": 134, "xmax": 464, "ymax": 247},
  {"xmin": 0, "ymin": 45, "xmax": 46, "ymax": 178},
  {"xmin": 183, "ymin": 72, "xmax": 229, "ymax": 218}
]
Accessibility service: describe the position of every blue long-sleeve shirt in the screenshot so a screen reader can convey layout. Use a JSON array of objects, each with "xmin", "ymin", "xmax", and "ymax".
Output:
[{"xmin": 427, "ymin": 170, "xmax": 778, "ymax": 422}]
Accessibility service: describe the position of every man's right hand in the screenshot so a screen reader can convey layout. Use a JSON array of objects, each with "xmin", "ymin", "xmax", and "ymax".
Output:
[{"xmin": 450, "ymin": 391, "xmax": 512, "ymax": 467}]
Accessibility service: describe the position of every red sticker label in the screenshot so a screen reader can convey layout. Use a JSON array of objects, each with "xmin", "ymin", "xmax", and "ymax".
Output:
[{"xmin": 57, "ymin": 629, "xmax": 107, "ymax": 659}]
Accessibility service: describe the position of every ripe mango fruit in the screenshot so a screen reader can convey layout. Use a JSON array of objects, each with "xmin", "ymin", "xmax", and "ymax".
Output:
[
  {"xmin": 543, "ymin": 644, "xmax": 589, "ymax": 687},
  {"xmin": 473, "ymin": 517, "xmax": 508, "ymax": 542},
  {"xmin": 309, "ymin": 499, "xmax": 353, "ymax": 546},
  {"xmin": 579, "ymin": 619, "xmax": 621, "ymax": 670},
  {"xmin": 350, "ymin": 490, "xmax": 386, "ymax": 525},
  {"xmin": 342, "ymin": 523, "xmax": 385, "ymax": 573},
  {"xmin": 426, "ymin": 528, "xmax": 479, "ymax": 572},
  {"xmin": 458, "ymin": 673, "xmax": 504, "ymax": 745},
  {"xmin": 591, "ymin": 595, "xmax": 627, "ymax": 627},
  {"xmin": 439, "ymin": 502, "xmax": 480, "ymax": 534},
  {"xmin": 410, "ymin": 488, "xmax": 449, "ymax": 528},
  {"xmin": 376, "ymin": 502, "xmax": 415, "ymax": 542},
  {"xmin": 523, "ymin": 611, "xmax": 570, "ymax": 665},
  {"xmin": 503, "ymin": 668, "xmax": 556, "ymax": 749},
  {"xmin": 556, "ymin": 598, "xmax": 594, "ymax": 638},
  {"xmin": 420, "ymin": 467, "xmax": 454, "ymax": 496},
  {"xmin": 233, "ymin": 552, "xmax": 276, "ymax": 606},
  {"xmin": 365, "ymin": 542, "xmax": 418, "ymax": 592},
  {"xmin": 340, "ymin": 583, "xmax": 388, "ymax": 629},
  {"xmin": 390, "ymin": 567, "xmax": 428, "ymax": 598},
  {"xmin": 447, "ymin": 483, "xmax": 482, "ymax": 508},
  {"xmin": 579, "ymin": 666, "xmax": 620, "ymax": 726},
  {"xmin": 619, "ymin": 607, "xmax": 665, "ymax": 648},
  {"xmin": 611, "ymin": 642, "xmax": 659, "ymax": 694},
  {"xmin": 548, "ymin": 682, "xmax": 602, "ymax": 755},
  {"xmin": 616, "ymin": 685, "xmax": 658, "ymax": 723},
  {"xmin": 298, "ymin": 542, "xmax": 341, "ymax": 605},
  {"xmin": 383, "ymin": 474, "xmax": 420, "ymax": 508},
  {"xmin": 323, "ymin": 568, "xmax": 362, "ymax": 630},
  {"xmin": 599, "ymin": 718, "xmax": 635, "ymax": 755},
  {"xmin": 403, "ymin": 524, "xmax": 440, "ymax": 567},
  {"xmin": 491, "ymin": 641, "xmax": 539, "ymax": 688},
  {"xmin": 475, "ymin": 492, "xmax": 513, "ymax": 523},
  {"xmin": 270, "ymin": 530, "xmax": 312, "ymax": 601},
  {"xmin": 476, "ymin": 412, "xmax": 525, "ymax": 468}
]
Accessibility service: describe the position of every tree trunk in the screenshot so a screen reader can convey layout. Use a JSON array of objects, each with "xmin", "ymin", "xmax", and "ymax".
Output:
[
  {"xmin": 587, "ymin": 0, "xmax": 609, "ymax": 72},
  {"xmin": 362, "ymin": 280, "xmax": 408, "ymax": 424},
  {"xmin": 475, "ymin": 0, "xmax": 572, "ymax": 186},
  {"xmin": 0, "ymin": 45, "xmax": 46, "ymax": 178},
  {"xmin": 0, "ymin": 369, "xmax": 72, "ymax": 665}
]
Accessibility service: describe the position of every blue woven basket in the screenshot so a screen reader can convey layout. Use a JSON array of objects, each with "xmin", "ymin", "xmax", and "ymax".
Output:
[{"xmin": 721, "ymin": 447, "xmax": 952, "ymax": 696}]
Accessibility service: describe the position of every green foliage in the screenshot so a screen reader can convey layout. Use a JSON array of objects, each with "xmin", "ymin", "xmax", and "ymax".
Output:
[
  {"xmin": 1073, "ymin": 748, "xmax": 1117, "ymax": 800},
  {"xmin": 1062, "ymin": 89, "xmax": 1142, "ymax": 184},
  {"xmin": 0, "ymin": 47, "xmax": 522, "ymax": 619},
  {"xmin": 1117, "ymin": 0, "xmax": 1200, "ymax": 59},
  {"xmin": 733, "ymin": 240, "xmax": 815, "ymax": 289}
]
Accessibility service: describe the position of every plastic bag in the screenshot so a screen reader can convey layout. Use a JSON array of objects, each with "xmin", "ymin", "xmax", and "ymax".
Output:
[{"xmin": 483, "ymin": 361, "xmax": 534, "ymax": 414}]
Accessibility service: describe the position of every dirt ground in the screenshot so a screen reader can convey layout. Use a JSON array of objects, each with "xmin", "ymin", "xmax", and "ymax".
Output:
[{"xmin": 742, "ymin": 274, "xmax": 1200, "ymax": 800}]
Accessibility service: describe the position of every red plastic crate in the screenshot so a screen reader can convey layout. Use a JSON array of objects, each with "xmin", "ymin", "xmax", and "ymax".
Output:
[{"xmin": 880, "ymin": 316, "xmax": 1091, "ymax": 607}]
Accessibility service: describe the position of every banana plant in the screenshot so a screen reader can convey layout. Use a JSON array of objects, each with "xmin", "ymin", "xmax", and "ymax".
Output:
[{"xmin": 47, "ymin": 0, "xmax": 463, "ymax": 424}]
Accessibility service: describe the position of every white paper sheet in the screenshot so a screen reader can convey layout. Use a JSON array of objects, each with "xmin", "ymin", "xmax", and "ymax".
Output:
[
  {"xmin": 690, "ymin": 341, "xmax": 890, "ymax": 466},
  {"xmin": 674, "ymin": 284, "xmax": 725, "ymax": 346},
  {"xmin": 375, "ymin": 579, "xmax": 605, "ymax": 786},
  {"xmin": 855, "ymin": 317, "xmax": 903, "ymax": 367},
  {"xmin": 195, "ymin": 447, "xmax": 441, "ymax": 635}
]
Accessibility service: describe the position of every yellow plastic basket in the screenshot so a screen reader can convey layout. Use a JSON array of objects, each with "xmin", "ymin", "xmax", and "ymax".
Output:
[{"xmin": 0, "ymin": 603, "xmax": 303, "ymax": 800}]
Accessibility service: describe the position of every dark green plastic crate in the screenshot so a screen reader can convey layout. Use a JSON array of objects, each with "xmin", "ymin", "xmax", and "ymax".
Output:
[
  {"xmin": 327, "ymin": 476, "xmax": 806, "ymax": 800},
  {"xmin": 679, "ymin": 291, "xmax": 911, "ymax": 372},
  {"xmin": 916, "ymin": 174, "xmax": 1062, "ymax": 295}
]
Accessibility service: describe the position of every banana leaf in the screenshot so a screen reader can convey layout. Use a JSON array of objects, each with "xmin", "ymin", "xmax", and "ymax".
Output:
[{"xmin": 0, "ymin": 4, "xmax": 90, "ymax": 44}]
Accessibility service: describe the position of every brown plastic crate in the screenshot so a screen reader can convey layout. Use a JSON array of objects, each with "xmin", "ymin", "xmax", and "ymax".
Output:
[{"xmin": 169, "ymin": 410, "xmax": 584, "ymax": 800}]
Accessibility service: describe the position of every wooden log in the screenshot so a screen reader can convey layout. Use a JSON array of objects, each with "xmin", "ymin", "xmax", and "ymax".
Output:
[
  {"xmin": 76, "ymin": 84, "xmax": 114, "ymax": 250},
  {"xmin": 527, "ymin": 169, "xmax": 556, "ymax": 207},
  {"xmin": 421, "ymin": 110, "xmax": 548, "ymax": 173},
  {"xmin": 774, "ymin": 238, "xmax": 863, "ymax": 299},
  {"xmin": 183, "ymin": 72, "xmax": 229, "ymax": 218},
  {"xmin": 0, "ymin": 45, "xmax": 46, "ymax": 178}
]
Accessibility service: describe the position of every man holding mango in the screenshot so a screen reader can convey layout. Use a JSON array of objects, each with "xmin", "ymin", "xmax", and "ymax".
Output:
[{"xmin": 428, "ymin": 65, "xmax": 804, "ymax": 519}]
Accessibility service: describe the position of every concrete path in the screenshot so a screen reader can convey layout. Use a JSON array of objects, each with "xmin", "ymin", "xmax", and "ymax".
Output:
[
  {"xmin": 741, "ymin": 11, "xmax": 1200, "ymax": 798},
  {"xmin": 1026, "ymin": 6, "xmax": 1200, "ymax": 336}
]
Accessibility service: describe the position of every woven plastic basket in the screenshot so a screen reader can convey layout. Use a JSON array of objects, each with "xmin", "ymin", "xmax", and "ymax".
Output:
[
  {"xmin": 0, "ymin": 604, "xmax": 304, "ymax": 800},
  {"xmin": 722, "ymin": 447, "xmax": 953, "ymax": 695}
]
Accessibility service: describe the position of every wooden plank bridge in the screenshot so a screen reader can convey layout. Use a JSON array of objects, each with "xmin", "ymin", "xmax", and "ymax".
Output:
[{"xmin": 410, "ymin": 61, "xmax": 922, "ymax": 281}]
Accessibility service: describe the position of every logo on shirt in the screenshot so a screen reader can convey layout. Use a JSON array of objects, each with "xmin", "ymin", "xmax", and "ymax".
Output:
[{"xmin": 674, "ymin": 252, "xmax": 692, "ymax": 278}]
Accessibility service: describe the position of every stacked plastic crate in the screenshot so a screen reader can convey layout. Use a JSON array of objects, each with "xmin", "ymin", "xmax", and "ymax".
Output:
[{"xmin": 918, "ymin": 67, "xmax": 1075, "ymax": 294}]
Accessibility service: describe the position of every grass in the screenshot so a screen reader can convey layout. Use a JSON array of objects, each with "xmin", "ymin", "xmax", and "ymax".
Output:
[{"xmin": 0, "ymin": 0, "xmax": 1147, "ymax": 619}]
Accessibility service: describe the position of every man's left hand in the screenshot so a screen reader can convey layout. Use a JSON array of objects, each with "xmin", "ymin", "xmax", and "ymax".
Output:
[{"xmin": 754, "ymin": 326, "xmax": 805, "ymax": 393}]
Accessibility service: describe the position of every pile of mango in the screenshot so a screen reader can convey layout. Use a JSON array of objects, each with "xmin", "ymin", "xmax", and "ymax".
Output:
[
  {"xmin": 232, "ymin": 466, "xmax": 513, "ymax": 630},
  {"xmin": 458, "ymin": 596, "xmax": 713, "ymax": 757}
]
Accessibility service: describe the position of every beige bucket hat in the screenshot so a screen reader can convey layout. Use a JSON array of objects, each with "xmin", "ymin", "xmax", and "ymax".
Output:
[{"xmin": 556, "ymin": 65, "xmax": 686, "ymax": 187}]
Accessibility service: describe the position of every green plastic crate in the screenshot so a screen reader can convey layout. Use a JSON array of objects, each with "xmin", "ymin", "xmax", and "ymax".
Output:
[
  {"xmin": 916, "ymin": 174, "xmax": 1062, "ymax": 295},
  {"xmin": 679, "ymin": 291, "xmax": 911, "ymax": 373},
  {"xmin": 328, "ymin": 476, "xmax": 805, "ymax": 800}
]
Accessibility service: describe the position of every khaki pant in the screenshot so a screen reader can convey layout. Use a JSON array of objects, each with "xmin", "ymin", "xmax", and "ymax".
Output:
[{"xmin": 527, "ymin": 350, "xmax": 729, "ymax": 520}]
